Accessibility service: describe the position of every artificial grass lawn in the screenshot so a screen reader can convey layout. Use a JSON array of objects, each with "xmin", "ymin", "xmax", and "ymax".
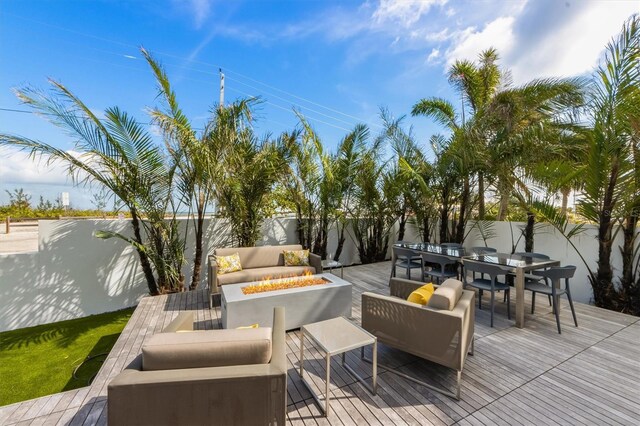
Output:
[{"xmin": 0, "ymin": 308, "xmax": 134, "ymax": 406}]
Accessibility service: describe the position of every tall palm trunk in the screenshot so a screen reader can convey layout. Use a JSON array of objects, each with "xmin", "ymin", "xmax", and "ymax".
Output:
[
  {"xmin": 620, "ymin": 211, "xmax": 638, "ymax": 312},
  {"xmin": 560, "ymin": 187, "xmax": 571, "ymax": 217},
  {"xmin": 334, "ymin": 221, "xmax": 346, "ymax": 261},
  {"xmin": 524, "ymin": 212, "xmax": 535, "ymax": 252},
  {"xmin": 478, "ymin": 172, "xmax": 485, "ymax": 219},
  {"xmin": 190, "ymin": 200, "xmax": 205, "ymax": 290},
  {"xmin": 593, "ymin": 161, "xmax": 619, "ymax": 309},
  {"xmin": 131, "ymin": 210, "xmax": 159, "ymax": 295},
  {"xmin": 398, "ymin": 207, "xmax": 407, "ymax": 241},
  {"xmin": 497, "ymin": 179, "xmax": 510, "ymax": 221},
  {"xmin": 455, "ymin": 177, "xmax": 470, "ymax": 243}
]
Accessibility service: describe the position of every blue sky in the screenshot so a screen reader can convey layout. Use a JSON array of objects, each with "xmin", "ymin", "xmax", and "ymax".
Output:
[{"xmin": 0, "ymin": 0, "xmax": 637, "ymax": 209}]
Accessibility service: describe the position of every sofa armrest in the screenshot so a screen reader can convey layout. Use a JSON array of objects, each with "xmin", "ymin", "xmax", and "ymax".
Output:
[
  {"xmin": 208, "ymin": 255, "xmax": 219, "ymax": 296},
  {"xmin": 161, "ymin": 312, "xmax": 194, "ymax": 333},
  {"xmin": 309, "ymin": 253, "xmax": 322, "ymax": 274}
]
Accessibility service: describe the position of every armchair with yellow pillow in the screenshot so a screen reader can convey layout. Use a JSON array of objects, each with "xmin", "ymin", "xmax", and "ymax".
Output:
[{"xmin": 361, "ymin": 277, "xmax": 475, "ymax": 400}]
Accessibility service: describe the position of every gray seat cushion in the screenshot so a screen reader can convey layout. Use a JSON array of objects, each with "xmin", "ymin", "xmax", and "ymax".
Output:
[
  {"xmin": 216, "ymin": 265, "xmax": 316, "ymax": 285},
  {"xmin": 142, "ymin": 328, "xmax": 272, "ymax": 371}
]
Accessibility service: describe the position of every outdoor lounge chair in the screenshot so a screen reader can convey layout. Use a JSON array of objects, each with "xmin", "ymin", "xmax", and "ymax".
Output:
[
  {"xmin": 108, "ymin": 308, "xmax": 287, "ymax": 426},
  {"xmin": 361, "ymin": 277, "xmax": 475, "ymax": 399}
]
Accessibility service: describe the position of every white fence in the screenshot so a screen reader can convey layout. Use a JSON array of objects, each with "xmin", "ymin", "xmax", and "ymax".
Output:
[{"xmin": 0, "ymin": 217, "xmax": 621, "ymax": 332}]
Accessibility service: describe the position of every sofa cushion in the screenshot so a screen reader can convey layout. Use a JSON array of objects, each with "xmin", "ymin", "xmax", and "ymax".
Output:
[
  {"xmin": 283, "ymin": 249, "xmax": 310, "ymax": 266},
  {"xmin": 216, "ymin": 265, "xmax": 316, "ymax": 285},
  {"xmin": 142, "ymin": 328, "xmax": 272, "ymax": 371},
  {"xmin": 428, "ymin": 279, "xmax": 463, "ymax": 310},
  {"xmin": 407, "ymin": 283, "xmax": 435, "ymax": 305},
  {"xmin": 215, "ymin": 253, "xmax": 242, "ymax": 275},
  {"xmin": 215, "ymin": 245, "xmax": 303, "ymax": 269}
]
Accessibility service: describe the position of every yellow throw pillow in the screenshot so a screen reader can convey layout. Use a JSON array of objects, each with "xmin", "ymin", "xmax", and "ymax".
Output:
[
  {"xmin": 407, "ymin": 283, "xmax": 435, "ymax": 305},
  {"xmin": 236, "ymin": 323, "xmax": 259, "ymax": 329},
  {"xmin": 283, "ymin": 249, "xmax": 310, "ymax": 266},
  {"xmin": 215, "ymin": 253, "xmax": 242, "ymax": 275}
]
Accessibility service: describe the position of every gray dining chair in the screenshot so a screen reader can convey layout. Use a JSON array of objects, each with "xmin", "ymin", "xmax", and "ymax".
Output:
[
  {"xmin": 505, "ymin": 252, "xmax": 552, "ymax": 304},
  {"xmin": 396, "ymin": 240, "xmax": 422, "ymax": 261},
  {"xmin": 421, "ymin": 252, "xmax": 458, "ymax": 284},
  {"xmin": 527, "ymin": 265, "xmax": 578, "ymax": 334},
  {"xmin": 391, "ymin": 246, "xmax": 423, "ymax": 280},
  {"xmin": 464, "ymin": 261, "xmax": 511, "ymax": 327}
]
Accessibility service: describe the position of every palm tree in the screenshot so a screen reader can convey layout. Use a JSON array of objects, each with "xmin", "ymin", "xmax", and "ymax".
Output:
[
  {"xmin": 331, "ymin": 124, "xmax": 369, "ymax": 261},
  {"xmin": 577, "ymin": 14, "xmax": 639, "ymax": 311},
  {"xmin": 0, "ymin": 81, "xmax": 169, "ymax": 294},
  {"xmin": 482, "ymin": 77, "xmax": 584, "ymax": 221},
  {"xmin": 142, "ymin": 48, "xmax": 220, "ymax": 290},
  {"xmin": 413, "ymin": 49, "xmax": 501, "ymax": 221},
  {"xmin": 215, "ymin": 105, "xmax": 294, "ymax": 246}
]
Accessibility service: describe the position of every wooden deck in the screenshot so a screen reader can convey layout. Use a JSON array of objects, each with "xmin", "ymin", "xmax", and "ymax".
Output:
[{"xmin": 1, "ymin": 261, "xmax": 639, "ymax": 425}]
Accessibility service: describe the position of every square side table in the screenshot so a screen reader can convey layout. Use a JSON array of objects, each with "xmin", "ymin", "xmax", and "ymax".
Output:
[{"xmin": 298, "ymin": 316, "xmax": 377, "ymax": 416}]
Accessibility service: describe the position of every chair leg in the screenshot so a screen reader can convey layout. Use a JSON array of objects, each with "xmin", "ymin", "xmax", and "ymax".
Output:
[
  {"xmin": 490, "ymin": 290, "xmax": 495, "ymax": 327},
  {"xmin": 407, "ymin": 266, "xmax": 411, "ymax": 280},
  {"xmin": 478, "ymin": 289, "xmax": 483, "ymax": 310},
  {"xmin": 548, "ymin": 294, "xmax": 552, "ymax": 306},
  {"xmin": 531, "ymin": 292, "xmax": 536, "ymax": 314},
  {"xmin": 566, "ymin": 288, "xmax": 578, "ymax": 327},
  {"xmin": 507, "ymin": 289, "xmax": 511, "ymax": 320},
  {"xmin": 553, "ymin": 295, "xmax": 561, "ymax": 334}
]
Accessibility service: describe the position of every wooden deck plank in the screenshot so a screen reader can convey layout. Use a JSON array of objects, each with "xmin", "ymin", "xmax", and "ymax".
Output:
[{"xmin": 2, "ymin": 261, "xmax": 638, "ymax": 425}]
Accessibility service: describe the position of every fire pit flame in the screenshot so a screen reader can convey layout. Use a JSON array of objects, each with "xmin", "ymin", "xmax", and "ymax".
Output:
[{"xmin": 241, "ymin": 271, "xmax": 329, "ymax": 295}]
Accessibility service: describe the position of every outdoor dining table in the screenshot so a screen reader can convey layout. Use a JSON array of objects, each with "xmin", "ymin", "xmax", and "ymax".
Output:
[
  {"xmin": 461, "ymin": 253, "xmax": 561, "ymax": 328},
  {"xmin": 392, "ymin": 242, "xmax": 467, "ymax": 261}
]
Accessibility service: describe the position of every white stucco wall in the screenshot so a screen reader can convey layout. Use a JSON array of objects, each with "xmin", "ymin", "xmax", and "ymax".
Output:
[
  {"xmin": 0, "ymin": 217, "xmax": 361, "ymax": 331},
  {"xmin": 0, "ymin": 216, "xmax": 626, "ymax": 331}
]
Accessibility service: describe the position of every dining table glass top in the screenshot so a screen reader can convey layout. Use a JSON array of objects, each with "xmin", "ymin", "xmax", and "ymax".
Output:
[
  {"xmin": 465, "ymin": 253, "xmax": 557, "ymax": 268},
  {"xmin": 393, "ymin": 242, "xmax": 467, "ymax": 258}
]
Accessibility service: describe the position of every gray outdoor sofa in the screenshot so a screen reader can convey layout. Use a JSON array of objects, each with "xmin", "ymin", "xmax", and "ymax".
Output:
[
  {"xmin": 207, "ymin": 244, "xmax": 322, "ymax": 307},
  {"xmin": 107, "ymin": 307, "xmax": 287, "ymax": 425}
]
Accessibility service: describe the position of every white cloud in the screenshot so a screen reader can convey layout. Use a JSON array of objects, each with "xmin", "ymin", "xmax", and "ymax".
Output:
[
  {"xmin": 508, "ymin": 1, "xmax": 639, "ymax": 82},
  {"xmin": 0, "ymin": 147, "xmax": 101, "ymax": 208},
  {"xmin": 445, "ymin": 16, "xmax": 517, "ymax": 67},
  {"xmin": 427, "ymin": 48, "xmax": 441, "ymax": 63},
  {"xmin": 173, "ymin": 0, "xmax": 213, "ymax": 28},
  {"xmin": 0, "ymin": 147, "xmax": 87, "ymax": 186},
  {"xmin": 372, "ymin": 0, "xmax": 448, "ymax": 27}
]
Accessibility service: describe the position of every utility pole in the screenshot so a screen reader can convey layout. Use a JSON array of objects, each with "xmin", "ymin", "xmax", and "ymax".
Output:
[{"xmin": 219, "ymin": 68, "xmax": 225, "ymax": 108}]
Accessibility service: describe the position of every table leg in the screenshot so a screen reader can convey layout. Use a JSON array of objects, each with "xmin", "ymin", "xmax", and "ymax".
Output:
[
  {"xmin": 325, "ymin": 354, "xmax": 331, "ymax": 416},
  {"xmin": 372, "ymin": 340, "xmax": 377, "ymax": 394},
  {"xmin": 554, "ymin": 278, "xmax": 562, "ymax": 313},
  {"xmin": 516, "ymin": 267, "xmax": 525, "ymax": 328},
  {"xmin": 299, "ymin": 329, "xmax": 304, "ymax": 377}
]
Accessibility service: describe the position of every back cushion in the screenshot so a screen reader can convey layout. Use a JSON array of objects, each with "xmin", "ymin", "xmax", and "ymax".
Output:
[
  {"xmin": 142, "ymin": 328, "xmax": 272, "ymax": 371},
  {"xmin": 428, "ymin": 279, "xmax": 463, "ymax": 310},
  {"xmin": 216, "ymin": 245, "xmax": 302, "ymax": 269}
]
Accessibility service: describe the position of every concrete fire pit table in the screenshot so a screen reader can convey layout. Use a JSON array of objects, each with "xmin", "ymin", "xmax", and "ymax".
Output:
[{"xmin": 221, "ymin": 273, "xmax": 352, "ymax": 330}]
